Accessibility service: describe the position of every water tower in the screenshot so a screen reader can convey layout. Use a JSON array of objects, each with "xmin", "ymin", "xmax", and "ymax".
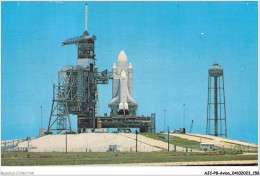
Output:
[{"xmin": 206, "ymin": 63, "xmax": 227, "ymax": 137}]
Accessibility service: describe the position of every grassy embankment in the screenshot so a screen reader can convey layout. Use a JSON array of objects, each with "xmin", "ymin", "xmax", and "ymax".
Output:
[
  {"xmin": 141, "ymin": 133, "xmax": 201, "ymax": 150},
  {"xmin": 1, "ymin": 151, "xmax": 258, "ymax": 166},
  {"xmin": 141, "ymin": 133, "xmax": 258, "ymax": 152}
]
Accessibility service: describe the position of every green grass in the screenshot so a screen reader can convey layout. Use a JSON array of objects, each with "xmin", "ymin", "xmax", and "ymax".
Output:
[
  {"xmin": 141, "ymin": 133, "xmax": 201, "ymax": 149},
  {"xmin": 1, "ymin": 152, "xmax": 258, "ymax": 166},
  {"xmin": 185, "ymin": 134, "xmax": 214, "ymax": 140},
  {"xmin": 141, "ymin": 133, "xmax": 258, "ymax": 152}
]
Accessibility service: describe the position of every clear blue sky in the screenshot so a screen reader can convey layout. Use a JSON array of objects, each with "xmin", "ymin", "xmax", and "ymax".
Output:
[{"xmin": 1, "ymin": 1, "xmax": 258, "ymax": 143}]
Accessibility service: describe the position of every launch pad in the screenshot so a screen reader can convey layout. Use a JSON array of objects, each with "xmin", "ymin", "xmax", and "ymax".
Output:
[{"xmin": 46, "ymin": 4, "xmax": 156, "ymax": 134}]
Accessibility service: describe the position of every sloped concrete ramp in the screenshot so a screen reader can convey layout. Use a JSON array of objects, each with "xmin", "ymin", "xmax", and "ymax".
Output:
[{"xmin": 16, "ymin": 133, "xmax": 165, "ymax": 152}]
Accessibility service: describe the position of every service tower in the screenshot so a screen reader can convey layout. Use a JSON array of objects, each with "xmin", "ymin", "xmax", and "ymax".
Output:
[{"xmin": 46, "ymin": 4, "xmax": 110, "ymax": 134}]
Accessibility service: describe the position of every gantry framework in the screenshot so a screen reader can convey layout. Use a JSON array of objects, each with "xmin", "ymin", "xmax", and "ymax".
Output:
[
  {"xmin": 46, "ymin": 27, "xmax": 111, "ymax": 134},
  {"xmin": 46, "ymin": 66, "xmax": 111, "ymax": 134}
]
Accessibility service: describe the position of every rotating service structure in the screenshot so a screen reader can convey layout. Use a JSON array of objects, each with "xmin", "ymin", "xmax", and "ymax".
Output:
[{"xmin": 206, "ymin": 63, "xmax": 227, "ymax": 138}]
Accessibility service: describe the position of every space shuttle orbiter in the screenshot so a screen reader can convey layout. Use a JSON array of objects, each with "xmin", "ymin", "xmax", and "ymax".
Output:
[{"xmin": 109, "ymin": 51, "xmax": 138, "ymax": 116}]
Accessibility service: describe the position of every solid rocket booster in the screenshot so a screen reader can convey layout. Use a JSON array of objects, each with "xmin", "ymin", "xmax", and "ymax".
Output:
[
  {"xmin": 109, "ymin": 50, "xmax": 138, "ymax": 116},
  {"xmin": 128, "ymin": 63, "xmax": 133, "ymax": 96}
]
